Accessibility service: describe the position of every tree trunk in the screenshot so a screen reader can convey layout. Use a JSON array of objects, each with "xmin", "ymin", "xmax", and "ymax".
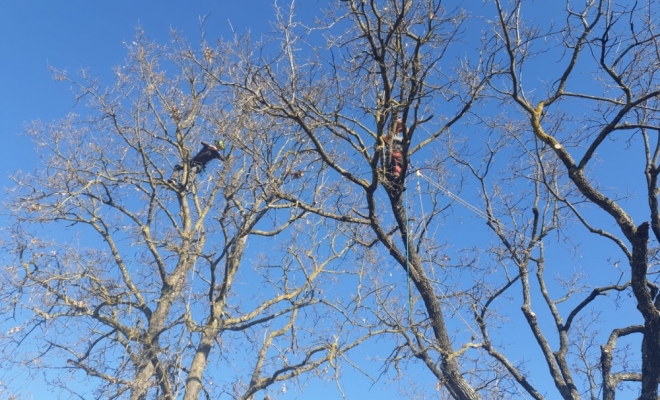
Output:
[
  {"xmin": 391, "ymin": 193, "xmax": 481, "ymax": 400},
  {"xmin": 630, "ymin": 222, "xmax": 660, "ymax": 399}
]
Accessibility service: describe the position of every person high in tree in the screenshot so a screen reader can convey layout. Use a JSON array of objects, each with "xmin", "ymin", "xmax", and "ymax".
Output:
[
  {"xmin": 168, "ymin": 140, "xmax": 225, "ymax": 187},
  {"xmin": 382, "ymin": 119, "xmax": 406, "ymax": 180}
]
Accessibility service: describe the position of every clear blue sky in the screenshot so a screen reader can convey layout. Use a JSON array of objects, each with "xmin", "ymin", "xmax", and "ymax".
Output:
[
  {"xmin": 1, "ymin": 2, "xmax": 434, "ymax": 399},
  {"xmin": 0, "ymin": 1, "xmax": 648, "ymax": 399},
  {"xmin": 0, "ymin": 0, "xmax": 310, "ymax": 187},
  {"xmin": 0, "ymin": 2, "xmax": 352, "ymax": 399}
]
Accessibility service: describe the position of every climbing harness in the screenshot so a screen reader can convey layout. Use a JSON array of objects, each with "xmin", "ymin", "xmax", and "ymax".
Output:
[{"xmin": 193, "ymin": 162, "xmax": 206, "ymax": 175}]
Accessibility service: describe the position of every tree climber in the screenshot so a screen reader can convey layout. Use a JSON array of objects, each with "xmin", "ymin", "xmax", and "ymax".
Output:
[
  {"xmin": 168, "ymin": 140, "xmax": 225, "ymax": 187},
  {"xmin": 382, "ymin": 119, "xmax": 406, "ymax": 180}
]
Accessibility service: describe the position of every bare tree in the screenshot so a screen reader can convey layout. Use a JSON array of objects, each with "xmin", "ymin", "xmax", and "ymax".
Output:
[
  {"xmin": 192, "ymin": 1, "xmax": 493, "ymax": 399},
  {"xmin": 192, "ymin": 0, "xmax": 660, "ymax": 399},
  {"xmin": 2, "ymin": 29, "xmax": 377, "ymax": 400},
  {"xmin": 9, "ymin": 1, "xmax": 660, "ymax": 399},
  {"xmin": 465, "ymin": 0, "xmax": 660, "ymax": 399}
]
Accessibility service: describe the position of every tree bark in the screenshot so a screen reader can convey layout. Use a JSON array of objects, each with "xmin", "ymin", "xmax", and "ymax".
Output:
[
  {"xmin": 630, "ymin": 222, "xmax": 660, "ymax": 399},
  {"xmin": 390, "ymin": 192, "xmax": 481, "ymax": 400}
]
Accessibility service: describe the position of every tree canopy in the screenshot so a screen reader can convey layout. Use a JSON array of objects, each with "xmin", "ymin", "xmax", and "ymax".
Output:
[{"xmin": 4, "ymin": 1, "xmax": 660, "ymax": 399}]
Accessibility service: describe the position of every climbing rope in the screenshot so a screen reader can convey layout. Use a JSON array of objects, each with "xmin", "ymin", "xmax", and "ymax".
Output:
[
  {"xmin": 403, "ymin": 181, "xmax": 413, "ymax": 325},
  {"xmin": 414, "ymin": 170, "xmax": 533, "ymax": 244},
  {"xmin": 178, "ymin": 176, "xmax": 213, "ymax": 390},
  {"xmin": 187, "ymin": 176, "xmax": 214, "ymax": 301},
  {"xmin": 412, "ymin": 170, "xmax": 530, "ymax": 399}
]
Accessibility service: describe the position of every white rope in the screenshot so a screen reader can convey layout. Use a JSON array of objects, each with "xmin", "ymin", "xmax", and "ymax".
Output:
[
  {"xmin": 176, "ymin": 176, "xmax": 214, "ymax": 393},
  {"xmin": 412, "ymin": 171, "xmax": 529, "ymax": 399},
  {"xmin": 187, "ymin": 176, "xmax": 214, "ymax": 300},
  {"xmin": 415, "ymin": 170, "xmax": 534, "ymax": 244}
]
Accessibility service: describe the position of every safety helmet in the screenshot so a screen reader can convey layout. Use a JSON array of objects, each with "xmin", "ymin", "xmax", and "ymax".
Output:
[{"xmin": 215, "ymin": 140, "xmax": 225, "ymax": 150}]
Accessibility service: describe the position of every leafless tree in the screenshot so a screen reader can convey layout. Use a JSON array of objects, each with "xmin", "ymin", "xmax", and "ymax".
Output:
[
  {"xmin": 467, "ymin": 0, "xmax": 660, "ymax": 399},
  {"xmin": 191, "ymin": 1, "xmax": 493, "ymax": 399},
  {"xmin": 8, "ymin": 0, "xmax": 660, "ymax": 399},
  {"xmin": 191, "ymin": 0, "xmax": 660, "ymax": 399},
  {"xmin": 2, "ymin": 29, "xmax": 380, "ymax": 400}
]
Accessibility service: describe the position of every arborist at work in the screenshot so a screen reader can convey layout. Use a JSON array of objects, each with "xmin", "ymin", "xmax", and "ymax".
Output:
[
  {"xmin": 382, "ymin": 119, "xmax": 406, "ymax": 180},
  {"xmin": 168, "ymin": 140, "xmax": 225, "ymax": 187}
]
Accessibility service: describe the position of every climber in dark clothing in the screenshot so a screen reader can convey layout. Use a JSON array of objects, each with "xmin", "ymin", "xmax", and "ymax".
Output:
[{"xmin": 168, "ymin": 140, "xmax": 225, "ymax": 186}]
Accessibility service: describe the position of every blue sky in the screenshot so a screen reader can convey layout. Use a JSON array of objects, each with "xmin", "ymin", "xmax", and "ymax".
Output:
[
  {"xmin": 1, "ymin": 2, "xmax": 439, "ymax": 399},
  {"xmin": 0, "ymin": 2, "xmax": 337, "ymax": 398},
  {"xmin": 0, "ymin": 0, "xmax": 290, "ymax": 187},
  {"xmin": 0, "ymin": 0, "xmax": 651, "ymax": 399}
]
